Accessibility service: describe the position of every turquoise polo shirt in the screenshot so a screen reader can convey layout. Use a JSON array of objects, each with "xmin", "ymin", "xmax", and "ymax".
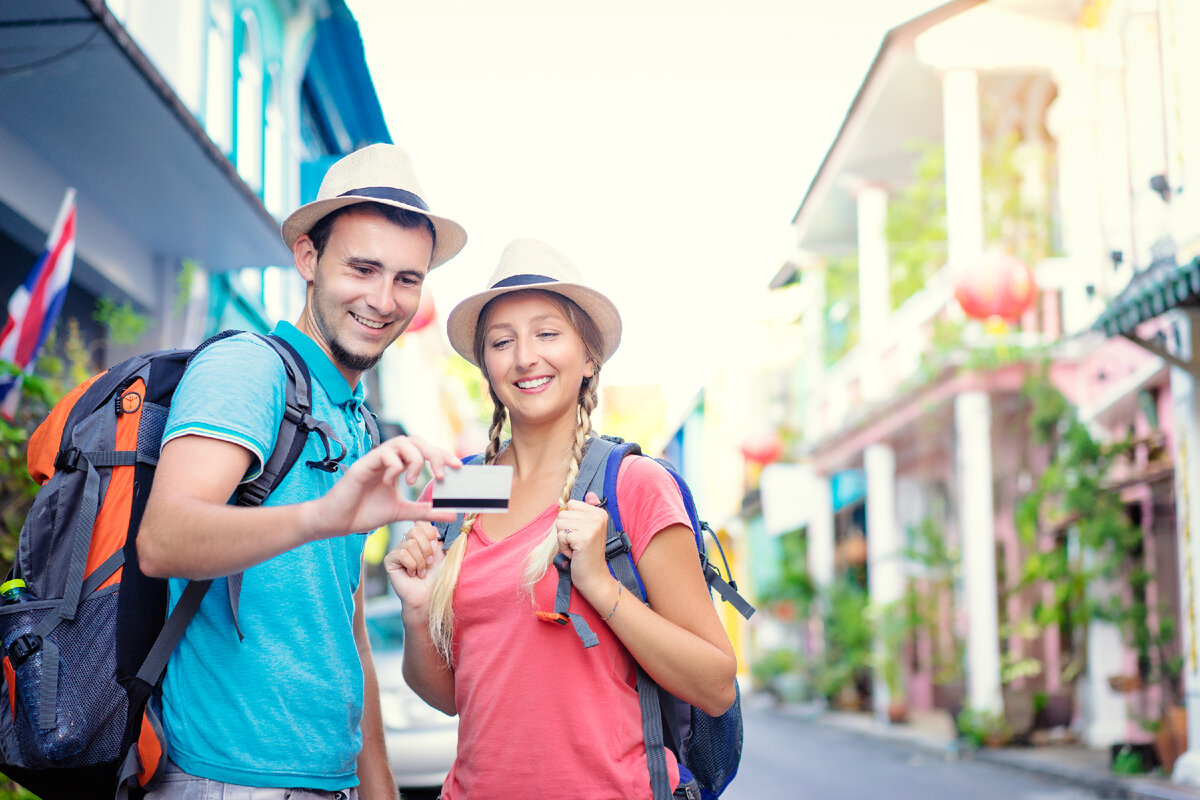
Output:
[{"xmin": 159, "ymin": 322, "xmax": 374, "ymax": 790}]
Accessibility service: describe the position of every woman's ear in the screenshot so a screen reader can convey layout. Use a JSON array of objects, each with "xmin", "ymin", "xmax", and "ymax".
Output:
[{"xmin": 584, "ymin": 359, "xmax": 596, "ymax": 379}]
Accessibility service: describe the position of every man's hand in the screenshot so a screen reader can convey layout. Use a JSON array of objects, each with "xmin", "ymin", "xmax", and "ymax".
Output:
[{"xmin": 311, "ymin": 436, "xmax": 460, "ymax": 538}]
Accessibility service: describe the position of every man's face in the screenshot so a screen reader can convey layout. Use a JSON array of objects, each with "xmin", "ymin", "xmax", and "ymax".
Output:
[{"xmin": 294, "ymin": 206, "xmax": 435, "ymax": 385}]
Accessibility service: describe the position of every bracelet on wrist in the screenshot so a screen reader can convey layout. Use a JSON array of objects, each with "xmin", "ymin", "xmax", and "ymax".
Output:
[{"xmin": 603, "ymin": 581, "xmax": 622, "ymax": 621}]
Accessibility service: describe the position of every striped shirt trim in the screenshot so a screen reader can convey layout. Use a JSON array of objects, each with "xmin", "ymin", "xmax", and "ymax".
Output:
[{"xmin": 163, "ymin": 423, "xmax": 269, "ymax": 484}]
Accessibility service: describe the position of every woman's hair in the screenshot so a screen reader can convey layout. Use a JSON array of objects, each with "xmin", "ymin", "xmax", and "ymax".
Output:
[{"xmin": 427, "ymin": 289, "xmax": 605, "ymax": 665}]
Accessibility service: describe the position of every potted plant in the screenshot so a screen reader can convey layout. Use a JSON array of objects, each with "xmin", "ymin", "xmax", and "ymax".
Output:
[
  {"xmin": 872, "ymin": 598, "xmax": 917, "ymax": 723},
  {"xmin": 820, "ymin": 576, "xmax": 874, "ymax": 710},
  {"xmin": 904, "ymin": 517, "xmax": 966, "ymax": 722},
  {"xmin": 956, "ymin": 707, "xmax": 1012, "ymax": 749},
  {"xmin": 750, "ymin": 648, "xmax": 803, "ymax": 706}
]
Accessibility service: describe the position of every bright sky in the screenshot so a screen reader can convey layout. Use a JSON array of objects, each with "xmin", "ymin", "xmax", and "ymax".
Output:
[{"xmin": 346, "ymin": 0, "xmax": 943, "ymax": 410}]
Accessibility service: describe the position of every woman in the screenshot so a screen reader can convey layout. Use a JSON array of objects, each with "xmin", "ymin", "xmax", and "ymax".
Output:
[{"xmin": 386, "ymin": 238, "xmax": 737, "ymax": 799}]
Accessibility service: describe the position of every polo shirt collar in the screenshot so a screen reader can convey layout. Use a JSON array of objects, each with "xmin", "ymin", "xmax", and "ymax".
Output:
[{"xmin": 271, "ymin": 321, "xmax": 365, "ymax": 408}]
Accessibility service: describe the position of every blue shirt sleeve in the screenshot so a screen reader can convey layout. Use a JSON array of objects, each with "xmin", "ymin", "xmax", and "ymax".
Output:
[{"xmin": 162, "ymin": 334, "xmax": 287, "ymax": 484}]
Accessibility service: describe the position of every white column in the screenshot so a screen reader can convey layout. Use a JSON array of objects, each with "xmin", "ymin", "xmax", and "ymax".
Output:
[
  {"xmin": 803, "ymin": 266, "xmax": 827, "ymax": 441},
  {"xmin": 942, "ymin": 69, "xmax": 985, "ymax": 269},
  {"xmin": 1121, "ymin": 9, "xmax": 1170, "ymax": 269},
  {"xmin": 955, "ymin": 391, "xmax": 1002, "ymax": 714},
  {"xmin": 856, "ymin": 185, "xmax": 889, "ymax": 402},
  {"xmin": 1083, "ymin": 620, "xmax": 1129, "ymax": 748},
  {"xmin": 1046, "ymin": 69, "xmax": 1107, "ymax": 332},
  {"xmin": 865, "ymin": 443, "xmax": 903, "ymax": 720},
  {"xmin": 807, "ymin": 474, "xmax": 835, "ymax": 592},
  {"xmin": 856, "ymin": 185, "xmax": 890, "ymax": 342},
  {"xmin": 1169, "ymin": 310, "xmax": 1200, "ymax": 785}
]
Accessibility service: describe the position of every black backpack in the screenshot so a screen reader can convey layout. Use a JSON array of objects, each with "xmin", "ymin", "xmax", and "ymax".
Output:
[
  {"xmin": 0, "ymin": 330, "xmax": 376, "ymax": 800},
  {"xmin": 438, "ymin": 435, "xmax": 755, "ymax": 800}
]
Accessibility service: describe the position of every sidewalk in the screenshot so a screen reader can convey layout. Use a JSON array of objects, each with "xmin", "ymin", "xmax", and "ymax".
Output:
[{"xmin": 763, "ymin": 695, "xmax": 1200, "ymax": 800}]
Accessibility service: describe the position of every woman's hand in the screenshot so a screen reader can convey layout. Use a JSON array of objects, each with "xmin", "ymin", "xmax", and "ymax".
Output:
[
  {"xmin": 554, "ymin": 492, "xmax": 613, "ymax": 596},
  {"xmin": 385, "ymin": 521, "xmax": 444, "ymax": 619}
]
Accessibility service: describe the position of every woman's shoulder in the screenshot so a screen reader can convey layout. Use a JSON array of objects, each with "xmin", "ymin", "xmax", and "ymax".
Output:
[{"xmin": 615, "ymin": 451, "xmax": 675, "ymax": 487}]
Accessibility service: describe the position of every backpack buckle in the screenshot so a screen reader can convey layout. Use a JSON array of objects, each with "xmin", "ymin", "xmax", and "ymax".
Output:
[
  {"xmin": 8, "ymin": 633, "xmax": 42, "ymax": 667},
  {"xmin": 54, "ymin": 448, "xmax": 83, "ymax": 472},
  {"xmin": 236, "ymin": 482, "xmax": 269, "ymax": 506},
  {"xmin": 604, "ymin": 533, "xmax": 630, "ymax": 560}
]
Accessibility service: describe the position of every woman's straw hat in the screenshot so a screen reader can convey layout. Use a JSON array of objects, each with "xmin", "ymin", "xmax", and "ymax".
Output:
[
  {"xmin": 446, "ymin": 238, "xmax": 622, "ymax": 366},
  {"xmin": 281, "ymin": 143, "xmax": 467, "ymax": 269}
]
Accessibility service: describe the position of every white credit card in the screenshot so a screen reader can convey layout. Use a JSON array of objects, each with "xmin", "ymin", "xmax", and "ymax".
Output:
[{"xmin": 430, "ymin": 465, "xmax": 514, "ymax": 513}]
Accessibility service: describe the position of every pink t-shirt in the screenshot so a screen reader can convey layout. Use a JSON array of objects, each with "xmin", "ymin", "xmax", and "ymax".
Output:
[{"xmin": 437, "ymin": 455, "xmax": 690, "ymax": 800}]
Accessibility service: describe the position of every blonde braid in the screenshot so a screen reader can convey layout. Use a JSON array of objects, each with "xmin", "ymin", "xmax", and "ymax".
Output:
[
  {"xmin": 428, "ymin": 387, "xmax": 509, "ymax": 665},
  {"xmin": 521, "ymin": 368, "xmax": 601, "ymax": 593}
]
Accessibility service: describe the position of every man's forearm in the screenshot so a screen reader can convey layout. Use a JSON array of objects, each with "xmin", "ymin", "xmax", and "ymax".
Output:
[{"xmin": 138, "ymin": 496, "xmax": 319, "ymax": 579}]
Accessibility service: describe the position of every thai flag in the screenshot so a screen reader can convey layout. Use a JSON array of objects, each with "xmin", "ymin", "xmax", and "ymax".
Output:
[{"xmin": 0, "ymin": 188, "xmax": 77, "ymax": 419}]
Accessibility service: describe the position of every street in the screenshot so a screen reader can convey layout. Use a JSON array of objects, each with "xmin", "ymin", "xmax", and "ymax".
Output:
[{"xmin": 721, "ymin": 700, "xmax": 1104, "ymax": 800}]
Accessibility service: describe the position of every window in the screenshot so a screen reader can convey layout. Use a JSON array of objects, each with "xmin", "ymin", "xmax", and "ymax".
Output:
[
  {"xmin": 204, "ymin": 0, "xmax": 233, "ymax": 154},
  {"xmin": 264, "ymin": 67, "xmax": 286, "ymax": 216},
  {"xmin": 235, "ymin": 10, "xmax": 264, "ymax": 192}
]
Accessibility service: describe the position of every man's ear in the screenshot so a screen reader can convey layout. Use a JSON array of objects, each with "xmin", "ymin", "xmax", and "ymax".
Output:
[{"xmin": 294, "ymin": 235, "xmax": 318, "ymax": 282}]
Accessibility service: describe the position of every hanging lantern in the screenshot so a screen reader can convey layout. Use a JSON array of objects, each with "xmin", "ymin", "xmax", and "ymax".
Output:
[
  {"xmin": 406, "ymin": 291, "xmax": 437, "ymax": 333},
  {"xmin": 953, "ymin": 250, "xmax": 1038, "ymax": 322},
  {"xmin": 740, "ymin": 431, "xmax": 783, "ymax": 465}
]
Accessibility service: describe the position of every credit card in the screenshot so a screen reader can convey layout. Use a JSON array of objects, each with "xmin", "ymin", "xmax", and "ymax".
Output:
[{"xmin": 430, "ymin": 464, "xmax": 514, "ymax": 513}]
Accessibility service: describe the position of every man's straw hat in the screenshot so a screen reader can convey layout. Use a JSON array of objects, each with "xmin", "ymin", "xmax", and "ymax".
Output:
[
  {"xmin": 281, "ymin": 143, "xmax": 467, "ymax": 269},
  {"xmin": 446, "ymin": 238, "xmax": 622, "ymax": 366}
]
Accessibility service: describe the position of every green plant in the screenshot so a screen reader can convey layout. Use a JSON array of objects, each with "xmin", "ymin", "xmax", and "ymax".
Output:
[
  {"xmin": 1015, "ymin": 366, "xmax": 1182, "ymax": 723},
  {"xmin": 823, "ymin": 253, "xmax": 860, "ymax": 366},
  {"xmin": 751, "ymin": 648, "xmax": 798, "ymax": 692},
  {"xmin": 1111, "ymin": 744, "xmax": 1150, "ymax": 775},
  {"xmin": 904, "ymin": 516, "xmax": 964, "ymax": 685},
  {"xmin": 759, "ymin": 527, "xmax": 817, "ymax": 623},
  {"xmin": 0, "ymin": 316, "xmax": 106, "ymax": 573},
  {"xmin": 818, "ymin": 576, "xmax": 873, "ymax": 701},
  {"xmin": 0, "ymin": 778, "xmax": 39, "ymax": 799},
  {"xmin": 871, "ymin": 596, "xmax": 918, "ymax": 700},
  {"xmin": 956, "ymin": 707, "xmax": 1011, "ymax": 748},
  {"xmin": 93, "ymin": 296, "xmax": 149, "ymax": 347},
  {"xmin": 886, "ymin": 140, "xmax": 948, "ymax": 310}
]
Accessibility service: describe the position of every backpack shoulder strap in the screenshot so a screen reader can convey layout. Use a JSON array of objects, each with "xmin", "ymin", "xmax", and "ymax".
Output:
[
  {"xmin": 550, "ymin": 438, "xmax": 643, "ymax": 649},
  {"xmin": 362, "ymin": 407, "xmax": 381, "ymax": 449}
]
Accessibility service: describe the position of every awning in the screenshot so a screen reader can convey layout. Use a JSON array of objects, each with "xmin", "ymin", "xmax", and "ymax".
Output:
[
  {"xmin": 0, "ymin": 0, "xmax": 290, "ymax": 273},
  {"xmin": 1095, "ymin": 255, "xmax": 1200, "ymax": 374}
]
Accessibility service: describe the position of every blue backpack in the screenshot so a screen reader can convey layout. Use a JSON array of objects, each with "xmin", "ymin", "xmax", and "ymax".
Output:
[{"xmin": 439, "ymin": 435, "xmax": 755, "ymax": 800}]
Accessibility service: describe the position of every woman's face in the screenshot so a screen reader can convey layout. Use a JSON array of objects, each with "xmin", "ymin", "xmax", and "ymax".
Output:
[{"xmin": 480, "ymin": 292, "xmax": 595, "ymax": 427}]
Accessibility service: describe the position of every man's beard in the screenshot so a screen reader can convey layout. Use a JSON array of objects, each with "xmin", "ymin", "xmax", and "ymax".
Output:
[{"xmin": 329, "ymin": 336, "xmax": 386, "ymax": 373}]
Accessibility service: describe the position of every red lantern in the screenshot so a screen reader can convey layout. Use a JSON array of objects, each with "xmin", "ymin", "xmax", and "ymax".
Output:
[
  {"xmin": 953, "ymin": 250, "xmax": 1037, "ymax": 321},
  {"xmin": 740, "ymin": 431, "xmax": 783, "ymax": 465},
  {"xmin": 406, "ymin": 291, "xmax": 436, "ymax": 333}
]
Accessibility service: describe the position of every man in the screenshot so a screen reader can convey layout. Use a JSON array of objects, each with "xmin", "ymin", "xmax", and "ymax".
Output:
[{"xmin": 138, "ymin": 144, "xmax": 467, "ymax": 799}]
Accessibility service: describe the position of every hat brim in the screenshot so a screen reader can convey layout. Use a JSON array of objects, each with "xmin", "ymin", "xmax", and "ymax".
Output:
[
  {"xmin": 446, "ymin": 282, "xmax": 622, "ymax": 367},
  {"xmin": 281, "ymin": 195, "xmax": 467, "ymax": 270}
]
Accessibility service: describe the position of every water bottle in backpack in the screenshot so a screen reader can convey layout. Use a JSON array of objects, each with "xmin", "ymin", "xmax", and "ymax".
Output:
[{"xmin": 1, "ymin": 578, "xmax": 88, "ymax": 762}]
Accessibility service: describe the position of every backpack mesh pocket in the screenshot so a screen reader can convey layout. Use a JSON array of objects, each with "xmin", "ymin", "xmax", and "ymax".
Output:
[
  {"xmin": 0, "ymin": 591, "xmax": 127, "ymax": 768},
  {"xmin": 684, "ymin": 682, "xmax": 743, "ymax": 799}
]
